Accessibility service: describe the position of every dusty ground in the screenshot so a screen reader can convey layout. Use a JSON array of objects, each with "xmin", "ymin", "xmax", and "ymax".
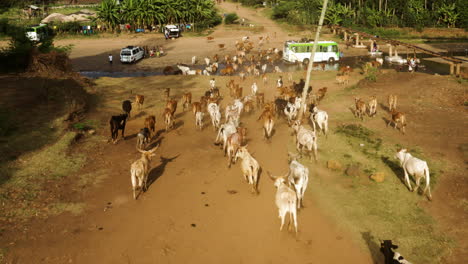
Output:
[{"xmin": 1, "ymin": 2, "xmax": 467, "ymax": 264}]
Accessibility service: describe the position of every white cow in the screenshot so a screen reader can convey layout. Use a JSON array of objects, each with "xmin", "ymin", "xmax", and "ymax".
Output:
[
  {"xmin": 251, "ymin": 82, "xmax": 258, "ymax": 95},
  {"xmin": 292, "ymin": 120, "xmax": 318, "ymax": 161},
  {"xmin": 195, "ymin": 111, "xmax": 204, "ymax": 130},
  {"xmin": 287, "ymin": 153, "xmax": 309, "ymax": 208},
  {"xmin": 215, "ymin": 121, "xmax": 237, "ymax": 153},
  {"xmin": 208, "ymin": 103, "xmax": 221, "ymax": 130},
  {"xmin": 177, "ymin": 64, "xmax": 190, "ymax": 75},
  {"xmin": 284, "ymin": 102, "xmax": 297, "ymax": 124},
  {"xmin": 309, "ymin": 105, "xmax": 328, "ymax": 136},
  {"xmin": 268, "ymin": 172, "xmax": 298, "ymax": 233},
  {"xmin": 234, "ymin": 146, "xmax": 260, "ymax": 193},
  {"xmin": 225, "ymin": 105, "xmax": 240, "ymax": 127},
  {"xmin": 395, "ymin": 149, "xmax": 432, "ymax": 200}
]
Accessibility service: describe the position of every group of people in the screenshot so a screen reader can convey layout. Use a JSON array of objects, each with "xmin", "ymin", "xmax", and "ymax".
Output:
[{"xmin": 147, "ymin": 46, "xmax": 164, "ymax": 58}]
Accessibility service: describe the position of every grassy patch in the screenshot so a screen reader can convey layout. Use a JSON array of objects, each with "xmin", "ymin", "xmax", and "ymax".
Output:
[
  {"xmin": 296, "ymin": 121, "xmax": 453, "ymax": 263},
  {"xmin": 0, "ymin": 132, "xmax": 86, "ymax": 221},
  {"xmin": 49, "ymin": 202, "xmax": 85, "ymax": 216}
]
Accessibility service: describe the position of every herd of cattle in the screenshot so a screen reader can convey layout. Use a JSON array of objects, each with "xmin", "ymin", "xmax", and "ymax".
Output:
[{"xmin": 107, "ymin": 36, "xmax": 433, "ymax": 236}]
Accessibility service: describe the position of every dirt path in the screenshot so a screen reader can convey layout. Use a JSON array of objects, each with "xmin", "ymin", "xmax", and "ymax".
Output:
[{"xmin": 7, "ymin": 103, "xmax": 373, "ymax": 263}]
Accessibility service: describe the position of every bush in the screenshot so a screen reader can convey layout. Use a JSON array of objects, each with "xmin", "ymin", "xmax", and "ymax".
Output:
[
  {"xmin": 365, "ymin": 66, "xmax": 379, "ymax": 82},
  {"xmin": 224, "ymin": 13, "xmax": 239, "ymax": 24},
  {"xmin": 197, "ymin": 12, "xmax": 222, "ymax": 30},
  {"xmin": 272, "ymin": 1, "xmax": 295, "ymax": 20}
]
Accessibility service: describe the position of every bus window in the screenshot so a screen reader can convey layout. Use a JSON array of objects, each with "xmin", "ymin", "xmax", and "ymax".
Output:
[
  {"xmin": 297, "ymin": 46, "xmax": 308, "ymax": 53},
  {"xmin": 332, "ymin": 45, "xmax": 338, "ymax": 52}
]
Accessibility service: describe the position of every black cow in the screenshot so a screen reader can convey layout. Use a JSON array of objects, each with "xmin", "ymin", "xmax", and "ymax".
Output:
[
  {"xmin": 380, "ymin": 240, "xmax": 411, "ymax": 264},
  {"xmin": 274, "ymin": 98, "xmax": 288, "ymax": 117},
  {"xmin": 122, "ymin": 100, "xmax": 132, "ymax": 118},
  {"xmin": 110, "ymin": 114, "xmax": 128, "ymax": 143}
]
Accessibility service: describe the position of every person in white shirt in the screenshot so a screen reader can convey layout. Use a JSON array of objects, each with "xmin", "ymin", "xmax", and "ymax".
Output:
[{"xmin": 108, "ymin": 54, "xmax": 113, "ymax": 65}]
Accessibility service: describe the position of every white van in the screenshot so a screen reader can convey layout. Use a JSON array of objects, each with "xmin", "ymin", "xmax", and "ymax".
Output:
[
  {"xmin": 164, "ymin": 25, "xmax": 180, "ymax": 38},
  {"xmin": 120, "ymin": 46, "xmax": 145, "ymax": 63}
]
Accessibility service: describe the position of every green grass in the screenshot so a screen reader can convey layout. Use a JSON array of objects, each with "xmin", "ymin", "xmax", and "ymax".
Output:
[
  {"xmin": 0, "ymin": 131, "xmax": 87, "ymax": 221},
  {"xmin": 49, "ymin": 7, "xmax": 97, "ymax": 16},
  {"xmin": 300, "ymin": 124, "xmax": 454, "ymax": 263},
  {"xmin": 49, "ymin": 202, "xmax": 85, "ymax": 216}
]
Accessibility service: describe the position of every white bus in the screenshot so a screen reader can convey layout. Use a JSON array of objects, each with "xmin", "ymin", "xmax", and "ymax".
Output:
[{"xmin": 283, "ymin": 40, "xmax": 340, "ymax": 64}]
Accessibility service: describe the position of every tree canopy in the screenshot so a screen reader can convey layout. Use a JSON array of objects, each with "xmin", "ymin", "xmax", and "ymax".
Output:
[
  {"xmin": 97, "ymin": 0, "xmax": 222, "ymax": 31},
  {"xmin": 262, "ymin": 0, "xmax": 467, "ymax": 29}
]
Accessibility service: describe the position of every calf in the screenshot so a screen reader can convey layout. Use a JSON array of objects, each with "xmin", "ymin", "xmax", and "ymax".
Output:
[
  {"xmin": 234, "ymin": 146, "xmax": 260, "ymax": 193},
  {"xmin": 354, "ymin": 97, "xmax": 367, "ymax": 120},
  {"xmin": 387, "ymin": 110, "xmax": 406, "ymax": 134},
  {"xmin": 336, "ymin": 74, "xmax": 349, "ymax": 85},
  {"xmin": 130, "ymin": 145, "xmax": 159, "ymax": 199},
  {"xmin": 388, "ymin": 94, "xmax": 397, "ymax": 112},
  {"xmin": 135, "ymin": 94, "xmax": 144, "ymax": 111},
  {"xmin": 309, "ymin": 104, "xmax": 328, "ymax": 136},
  {"xmin": 144, "ymin": 115, "xmax": 156, "ymax": 139},
  {"xmin": 287, "ymin": 153, "xmax": 309, "ymax": 208},
  {"xmin": 368, "ymin": 96, "xmax": 377, "ymax": 117},
  {"xmin": 136, "ymin": 127, "xmax": 150, "ymax": 150},
  {"xmin": 195, "ymin": 111, "xmax": 204, "ymax": 130},
  {"xmin": 163, "ymin": 108, "xmax": 174, "ymax": 131},
  {"xmin": 268, "ymin": 172, "xmax": 298, "ymax": 234},
  {"xmin": 182, "ymin": 92, "xmax": 192, "ymax": 111},
  {"xmin": 109, "ymin": 114, "xmax": 128, "ymax": 143},
  {"xmin": 291, "ymin": 120, "xmax": 318, "ymax": 161},
  {"xmin": 122, "ymin": 100, "xmax": 132, "ymax": 118},
  {"xmin": 258, "ymin": 109, "xmax": 275, "ymax": 140}
]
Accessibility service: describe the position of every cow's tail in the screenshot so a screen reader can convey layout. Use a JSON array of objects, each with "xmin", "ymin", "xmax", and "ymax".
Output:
[{"xmin": 424, "ymin": 167, "xmax": 432, "ymax": 201}]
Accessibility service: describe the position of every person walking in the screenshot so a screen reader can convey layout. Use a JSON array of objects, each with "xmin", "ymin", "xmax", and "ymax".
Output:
[{"xmin": 108, "ymin": 54, "xmax": 113, "ymax": 65}]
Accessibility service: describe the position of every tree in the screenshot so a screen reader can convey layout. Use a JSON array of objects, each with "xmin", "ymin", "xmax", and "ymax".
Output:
[{"xmin": 438, "ymin": 3, "xmax": 459, "ymax": 28}]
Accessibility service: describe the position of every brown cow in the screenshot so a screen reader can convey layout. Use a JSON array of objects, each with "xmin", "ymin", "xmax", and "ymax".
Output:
[
  {"xmin": 166, "ymin": 99, "xmax": 178, "ymax": 116},
  {"xmin": 388, "ymin": 94, "xmax": 397, "ymax": 112},
  {"xmin": 192, "ymin": 102, "xmax": 202, "ymax": 115},
  {"xmin": 354, "ymin": 97, "xmax": 367, "ymax": 120},
  {"xmin": 135, "ymin": 94, "xmax": 144, "ymax": 110},
  {"xmin": 220, "ymin": 66, "xmax": 235, "ymax": 76},
  {"xmin": 182, "ymin": 92, "xmax": 192, "ymax": 111},
  {"xmin": 144, "ymin": 115, "xmax": 156, "ymax": 139},
  {"xmin": 256, "ymin": 92, "xmax": 265, "ymax": 108},
  {"xmin": 387, "ymin": 111, "xmax": 406, "ymax": 134}
]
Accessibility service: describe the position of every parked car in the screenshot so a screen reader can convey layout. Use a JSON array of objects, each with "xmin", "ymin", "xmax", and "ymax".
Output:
[{"xmin": 120, "ymin": 46, "xmax": 145, "ymax": 63}]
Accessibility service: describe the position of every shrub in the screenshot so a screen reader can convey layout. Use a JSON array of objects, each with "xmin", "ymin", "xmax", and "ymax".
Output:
[{"xmin": 224, "ymin": 13, "xmax": 239, "ymax": 24}]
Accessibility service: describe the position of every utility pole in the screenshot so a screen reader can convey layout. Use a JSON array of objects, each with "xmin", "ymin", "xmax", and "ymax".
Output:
[{"xmin": 298, "ymin": 0, "xmax": 329, "ymax": 120}]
